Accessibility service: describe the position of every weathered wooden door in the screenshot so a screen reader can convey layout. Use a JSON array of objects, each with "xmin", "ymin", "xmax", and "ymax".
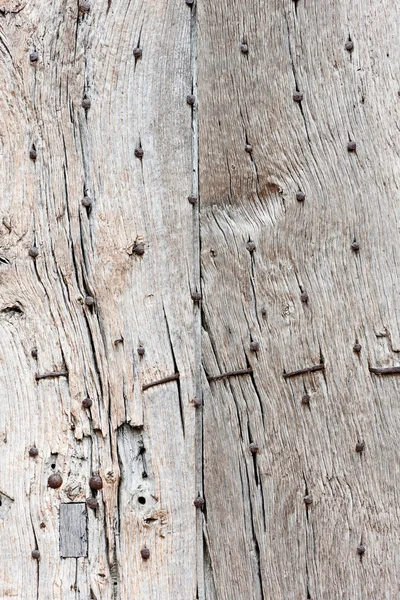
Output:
[{"xmin": 1, "ymin": 0, "xmax": 399, "ymax": 598}]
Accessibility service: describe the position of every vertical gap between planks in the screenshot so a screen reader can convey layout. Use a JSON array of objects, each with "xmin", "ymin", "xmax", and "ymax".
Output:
[{"xmin": 190, "ymin": 2, "xmax": 204, "ymax": 599}]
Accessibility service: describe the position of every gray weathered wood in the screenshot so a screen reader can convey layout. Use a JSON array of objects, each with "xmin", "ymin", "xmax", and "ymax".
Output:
[
  {"xmin": 60, "ymin": 503, "xmax": 87, "ymax": 558},
  {"xmin": 198, "ymin": 0, "xmax": 400, "ymax": 597}
]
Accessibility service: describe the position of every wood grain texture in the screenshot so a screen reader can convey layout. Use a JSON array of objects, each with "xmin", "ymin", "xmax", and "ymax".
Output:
[
  {"xmin": 0, "ymin": 0, "xmax": 196, "ymax": 598},
  {"xmin": 198, "ymin": 0, "xmax": 400, "ymax": 598}
]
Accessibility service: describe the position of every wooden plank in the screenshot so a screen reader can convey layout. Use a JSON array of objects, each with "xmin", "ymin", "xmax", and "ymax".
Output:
[
  {"xmin": 198, "ymin": 0, "xmax": 400, "ymax": 597},
  {"xmin": 0, "ymin": 0, "xmax": 196, "ymax": 598},
  {"xmin": 60, "ymin": 503, "xmax": 87, "ymax": 558}
]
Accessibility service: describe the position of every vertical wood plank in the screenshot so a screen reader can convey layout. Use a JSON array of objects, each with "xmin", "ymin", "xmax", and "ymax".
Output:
[
  {"xmin": 198, "ymin": 0, "xmax": 400, "ymax": 597},
  {"xmin": 60, "ymin": 503, "xmax": 87, "ymax": 558}
]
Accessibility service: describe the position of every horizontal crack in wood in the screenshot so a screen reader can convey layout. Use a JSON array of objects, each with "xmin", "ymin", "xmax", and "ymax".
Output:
[
  {"xmin": 142, "ymin": 373, "xmax": 180, "ymax": 391},
  {"xmin": 283, "ymin": 364, "xmax": 324, "ymax": 379},
  {"xmin": 369, "ymin": 365, "xmax": 400, "ymax": 375},
  {"xmin": 207, "ymin": 367, "xmax": 253, "ymax": 382},
  {"xmin": 35, "ymin": 370, "xmax": 69, "ymax": 381}
]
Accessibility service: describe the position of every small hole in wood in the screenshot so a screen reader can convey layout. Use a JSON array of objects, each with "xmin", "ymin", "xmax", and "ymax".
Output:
[
  {"xmin": 138, "ymin": 496, "xmax": 146, "ymax": 505},
  {"xmin": 51, "ymin": 464, "xmax": 56, "ymax": 469}
]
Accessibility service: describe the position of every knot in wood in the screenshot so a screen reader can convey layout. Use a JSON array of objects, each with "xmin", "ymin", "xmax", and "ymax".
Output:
[
  {"xmin": 351, "ymin": 241, "xmax": 360, "ymax": 252},
  {"xmin": 133, "ymin": 46, "xmax": 143, "ymax": 58},
  {"xmin": 79, "ymin": 0, "xmax": 91, "ymax": 13},
  {"xmin": 240, "ymin": 43, "xmax": 248, "ymax": 54},
  {"xmin": 304, "ymin": 494, "xmax": 313, "ymax": 505},
  {"xmin": 82, "ymin": 97, "xmax": 91, "ymax": 110},
  {"xmin": 89, "ymin": 475, "xmax": 103, "ymax": 490},
  {"xmin": 194, "ymin": 496, "xmax": 205, "ymax": 508},
  {"xmin": 29, "ymin": 51, "xmax": 39, "ymax": 64},
  {"xmin": 29, "ymin": 247, "xmax": 39, "ymax": 258},
  {"xmin": 355, "ymin": 441, "xmax": 365, "ymax": 453},
  {"xmin": 141, "ymin": 547, "xmax": 150, "ymax": 559},
  {"xmin": 353, "ymin": 342, "xmax": 362, "ymax": 353},
  {"xmin": 347, "ymin": 141, "xmax": 357, "ymax": 152},
  {"xmin": 134, "ymin": 147, "xmax": 144, "ymax": 159},
  {"xmin": 188, "ymin": 195, "xmax": 197, "ymax": 205},
  {"xmin": 301, "ymin": 394, "xmax": 310, "ymax": 406},
  {"xmin": 357, "ymin": 544, "xmax": 366, "ymax": 555},
  {"xmin": 293, "ymin": 92, "xmax": 303, "ymax": 103},
  {"xmin": 186, "ymin": 94, "xmax": 196, "ymax": 105},
  {"xmin": 29, "ymin": 447, "xmax": 39, "ymax": 457},
  {"xmin": 137, "ymin": 346, "xmax": 145, "ymax": 356},
  {"xmin": 31, "ymin": 549, "xmax": 40, "ymax": 560},
  {"xmin": 86, "ymin": 497, "xmax": 98, "ymax": 510},
  {"xmin": 48, "ymin": 473, "xmax": 63, "ymax": 489},
  {"xmin": 82, "ymin": 397, "xmax": 92, "ymax": 409},
  {"xmin": 345, "ymin": 40, "xmax": 354, "ymax": 52},
  {"xmin": 82, "ymin": 195, "xmax": 92, "ymax": 207},
  {"xmin": 249, "ymin": 443, "xmax": 259, "ymax": 454},
  {"xmin": 250, "ymin": 341, "xmax": 260, "ymax": 352},
  {"xmin": 85, "ymin": 296, "xmax": 95, "ymax": 306},
  {"xmin": 296, "ymin": 191, "xmax": 305, "ymax": 202}
]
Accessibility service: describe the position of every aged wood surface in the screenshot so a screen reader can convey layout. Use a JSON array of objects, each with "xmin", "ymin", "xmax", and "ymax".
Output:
[
  {"xmin": 60, "ymin": 503, "xmax": 87, "ymax": 558},
  {"xmin": 198, "ymin": 0, "xmax": 400, "ymax": 598},
  {"xmin": 0, "ymin": 0, "xmax": 196, "ymax": 598}
]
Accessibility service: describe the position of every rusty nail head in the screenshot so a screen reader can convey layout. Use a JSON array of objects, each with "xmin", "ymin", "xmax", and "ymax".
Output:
[
  {"xmin": 186, "ymin": 94, "xmax": 195, "ymax": 105},
  {"xmin": 85, "ymin": 296, "xmax": 95, "ymax": 306},
  {"xmin": 86, "ymin": 497, "xmax": 98, "ymax": 510},
  {"xmin": 301, "ymin": 394, "xmax": 310, "ymax": 406},
  {"xmin": 246, "ymin": 241, "xmax": 256, "ymax": 253},
  {"xmin": 194, "ymin": 496, "xmax": 205, "ymax": 508},
  {"xmin": 40, "ymin": 522, "xmax": 46, "ymax": 529},
  {"xmin": 29, "ymin": 247, "xmax": 39, "ymax": 258},
  {"xmin": 48, "ymin": 473, "xmax": 63, "ymax": 489},
  {"xmin": 249, "ymin": 442, "xmax": 259, "ymax": 454},
  {"xmin": 82, "ymin": 397, "xmax": 92, "ymax": 409},
  {"xmin": 245, "ymin": 144, "xmax": 253, "ymax": 154},
  {"xmin": 31, "ymin": 549, "xmax": 40, "ymax": 560},
  {"xmin": 137, "ymin": 346, "xmax": 145, "ymax": 356},
  {"xmin": 133, "ymin": 47, "xmax": 142, "ymax": 58},
  {"xmin": 353, "ymin": 342, "xmax": 361, "ymax": 353},
  {"xmin": 293, "ymin": 92, "xmax": 303, "ymax": 102},
  {"xmin": 296, "ymin": 191, "xmax": 305, "ymax": 202},
  {"xmin": 135, "ymin": 147, "xmax": 144, "ymax": 159},
  {"xmin": 345, "ymin": 40, "xmax": 354, "ymax": 52},
  {"xmin": 31, "ymin": 347, "xmax": 38, "ymax": 359},
  {"xmin": 82, "ymin": 195, "xmax": 92, "ymax": 207},
  {"xmin": 355, "ymin": 441, "xmax": 365, "ymax": 453},
  {"xmin": 357, "ymin": 544, "xmax": 366, "ymax": 555},
  {"xmin": 133, "ymin": 244, "xmax": 145, "ymax": 256},
  {"xmin": 192, "ymin": 291, "xmax": 202, "ymax": 302},
  {"xmin": 250, "ymin": 341, "xmax": 260, "ymax": 352},
  {"xmin": 29, "ymin": 446, "xmax": 39, "ymax": 457},
  {"xmin": 304, "ymin": 494, "xmax": 313, "ymax": 505},
  {"xmin": 82, "ymin": 97, "xmax": 91, "ymax": 110},
  {"xmin": 240, "ymin": 43, "xmax": 248, "ymax": 54},
  {"xmin": 188, "ymin": 195, "xmax": 197, "ymax": 205},
  {"xmin": 141, "ymin": 547, "xmax": 150, "ymax": 559},
  {"xmin": 89, "ymin": 475, "xmax": 103, "ymax": 490},
  {"xmin": 29, "ymin": 147, "xmax": 37, "ymax": 160},
  {"xmin": 29, "ymin": 51, "xmax": 39, "ymax": 63},
  {"xmin": 79, "ymin": 0, "xmax": 91, "ymax": 13},
  {"xmin": 300, "ymin": 291, "xmax": 309, "ymax": 303},
  {"xmin": 351, "ymin": 241, "xmax": 360, "ymax": 252},
  {"xmin": 347, "ymin": 141, "xmax": 357, "ymax": 152},
  {"xmin": 261, "ymin": 308, "xmax": 267, "ymax": 316}
]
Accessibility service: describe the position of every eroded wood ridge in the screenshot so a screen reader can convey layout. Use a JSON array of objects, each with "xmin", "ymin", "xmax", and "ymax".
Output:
[
  {"xmin": 35, "ymin": 370, "xmax": 69, "ymax": 381},
  {"xmin": 142, "ymin": 372, "xmax": 180, "ymax": 391},
  {"xmin": 283, "ymin": 364, "xmax": 325, "ymax": 379}
]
